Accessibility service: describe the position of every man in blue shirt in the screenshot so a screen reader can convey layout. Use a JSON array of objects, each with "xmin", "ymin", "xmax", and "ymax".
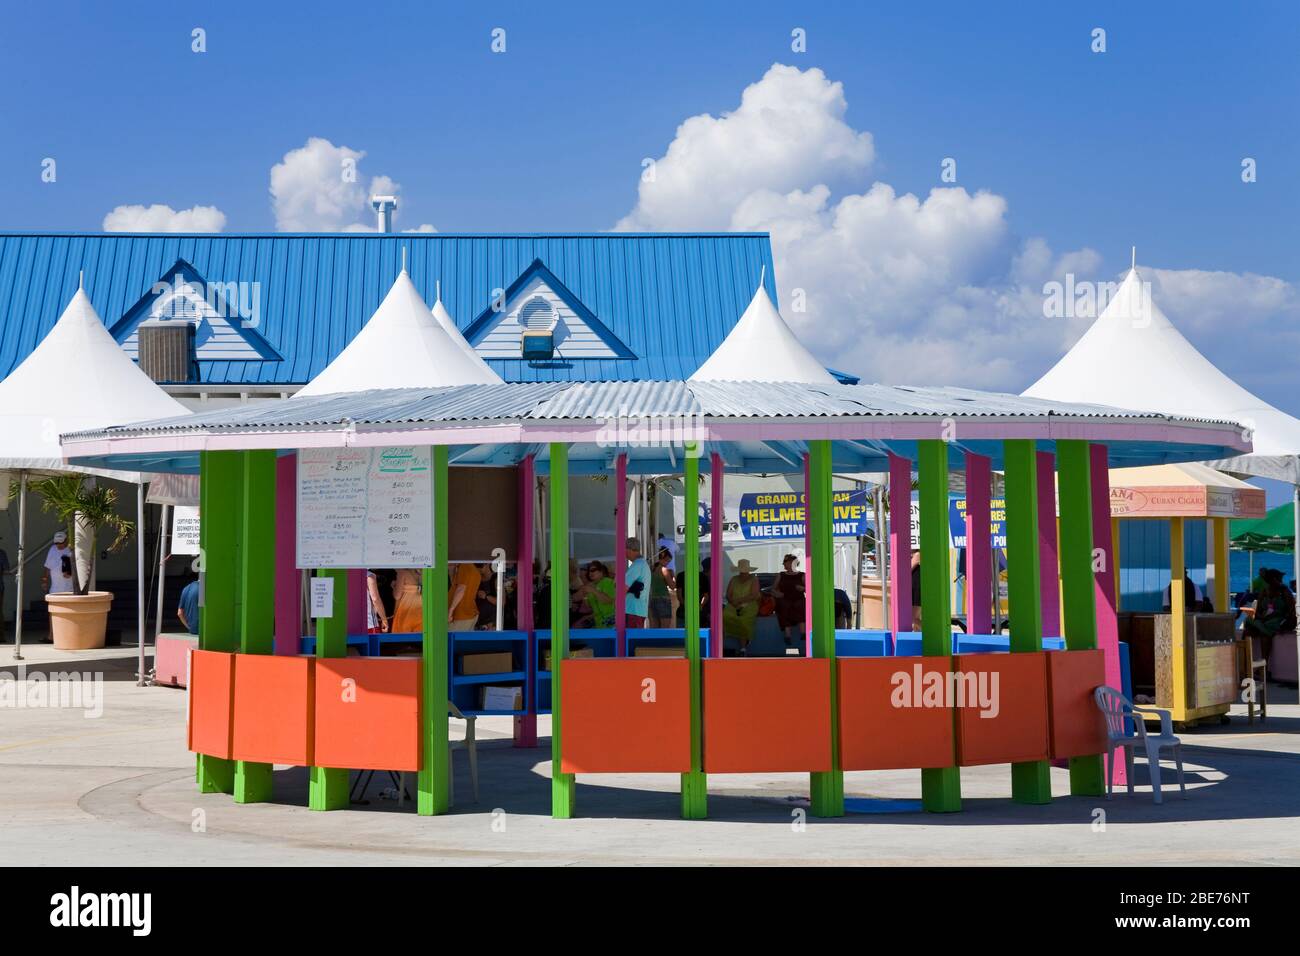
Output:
[
  {"xmin": 177, "ymin": 575, "xmax": 200, "ymax": 635},
  {"xmin": 624, "ymin": 537, "xmax": 650, "ymax": 628}
]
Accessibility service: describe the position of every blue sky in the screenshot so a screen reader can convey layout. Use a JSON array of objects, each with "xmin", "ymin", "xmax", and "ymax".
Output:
[
  {"xmin": 2, "ymin": 1, "xmax": 1293, "ymax": 265},
  {"xmin": 1, "ymin": 1, "xmax": 1298, "ymax": 505}
]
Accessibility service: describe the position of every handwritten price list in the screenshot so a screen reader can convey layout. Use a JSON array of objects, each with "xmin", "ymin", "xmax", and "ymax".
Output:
[{"xmin": 296, "ymin": 446, "xmax": 434, "ymax": 568}]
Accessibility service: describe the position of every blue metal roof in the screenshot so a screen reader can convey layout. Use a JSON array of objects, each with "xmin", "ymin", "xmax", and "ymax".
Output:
[{"xmin": 0, "ymin": 232, "xmax": 778, "ymax": 386}]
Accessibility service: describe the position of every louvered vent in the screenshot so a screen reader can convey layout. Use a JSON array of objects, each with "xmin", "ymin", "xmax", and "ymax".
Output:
[{"xmin": 137, "ymin": 320, "xmax": 196, "ymax": 383}]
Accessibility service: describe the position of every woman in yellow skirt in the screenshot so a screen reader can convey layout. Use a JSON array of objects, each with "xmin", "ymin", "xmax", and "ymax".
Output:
[{"xmin": 390, "ymin": 567, "xmax": 424, "ymax": 634}]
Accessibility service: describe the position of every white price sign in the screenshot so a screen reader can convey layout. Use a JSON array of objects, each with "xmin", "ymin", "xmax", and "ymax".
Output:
[
  {"xmin": 296, "ymin": 446, "xmax": 434, "ymax": 569},
  {"xmin": 310, "ymin": 577, "xmax": 335, "ymax": 618}
]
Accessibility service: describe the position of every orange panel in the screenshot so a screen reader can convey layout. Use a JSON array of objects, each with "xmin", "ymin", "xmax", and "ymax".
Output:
[
  {"xmin": 838, "ymin": 657, "xmax": 957, "ymax": 770},
  {"xmin": 188, "ymin": 649, "xmax": 234, "ymax": 758},
  {"xmin": 1046, "ymin": 649, "xmax": 1108, "ymax": 758},
  {"xmin": 230, "ymin": 654, "xmax": 314, "ymax": 766},
  {"xmin": 560, "ymin": 659, "xmax": 691, "ymax": 773},
  {"xmin": 314, "ymin": 658, "xmax": 421, "ymax": 772},
  {"xmin": 955, "ymin": 652, "xmax": 1049, "ymax": 766},
  {"xmin": 704, "ymin": 659, "xmax": 832, "ymax": 773}
]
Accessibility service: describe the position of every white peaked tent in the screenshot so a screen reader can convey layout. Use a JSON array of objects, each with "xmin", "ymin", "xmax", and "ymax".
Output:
[
  {"xmin": 1024, "ymin": 259, "xmax": 1300, "ymax": 594},
  {"xmin": 0, "ymin": 282, "xmax": 190, "ymax": 670},
  {"xmin": 690, "ymin": 281, "xmax": 837, "ymax": 384},
  {"xmin": 297, "ymin": 269, "xmax": 502, "ymax": 397},
  {"xmin": 432, "ymin": 282, "xmax": 499, "ymax": 379}
]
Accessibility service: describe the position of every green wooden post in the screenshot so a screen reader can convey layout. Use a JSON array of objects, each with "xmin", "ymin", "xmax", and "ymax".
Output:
[
  {"xmin": 808, "ymin": 439, "xmax": 843, "ymax": 816},
  {"xmin": 1003, "ymin": 440, "xmax": 1052, "ymax": 804},
  {"xmin": 681, "ymin": 445, "xmax": 708, "ymax": 819},
  {"xmin": 1057, "ymin": 440, "xmax": 1104, "ymax": 796},
  {"xmin": 197, "ymin": 449, "xmax": 242, "ymax": 795},
  {"xmin": 308, "ymin": 567, "xmax": 349, "ymax": 810},
  {"xmin": 918, "ymin": 439, "xmax": 961, "ymax": 812},
  {"xmin": 549, "ymin": 444, "xmax": 576, "ymax": 818},
  {"xmin": 418, "ymin": 445, "xmax": 451, "ymax": 815},
  {"xmin": 234, "ymin": 450, "xmax": 277, "ymax": 804}
]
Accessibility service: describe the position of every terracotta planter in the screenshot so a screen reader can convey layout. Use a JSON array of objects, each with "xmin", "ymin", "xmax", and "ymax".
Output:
[{"xmin": 46, "ymin": 591, "xmax": 113, "ymax": 650}]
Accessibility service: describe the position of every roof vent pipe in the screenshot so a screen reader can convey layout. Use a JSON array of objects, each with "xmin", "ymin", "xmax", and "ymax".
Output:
[{"xmin": 371, "ymin": 195, "xmax": 397, "ymax": 233}]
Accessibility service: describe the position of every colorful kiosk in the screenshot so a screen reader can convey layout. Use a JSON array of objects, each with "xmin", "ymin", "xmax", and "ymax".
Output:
[
  {"xmin": 1110, "ymin": 463, "xmax": 1265, "ymax": 727},
  {"xmin": 62, "ymin": 373, "xmax": 1251, "ymax": 819}
]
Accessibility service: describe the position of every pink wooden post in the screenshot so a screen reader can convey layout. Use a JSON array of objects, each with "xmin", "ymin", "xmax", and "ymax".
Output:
[
  {"xmin": 888, "ymin": 453, "xmax": 912, "ymax": 636},
  {"xmin": 1089, "ymin": 443, "xmax": 1125, "ymax": 784},
  {"xmin": 710, "ymin": 452, "xmax": 724, "ymax": 657},
  {"xmin": 803, "ymin": 454, "xmax": 813, "ymax": 656},
  {"xmin": 964, "ymin": 452, "xmax": 993, "ymax": 635},
  {"xmin": 274, "ymin": 452, "xmax": 298, "ymax": 656},
  {"xmin": 614, "ymin": 453, "xmax": 627, "ymax": 655},
  {"xmin": 515, "ymin": 454, "xmax": 537, "ymax": 748},
  {"xmin": 347, "ymin": 570, "xmax": 367, "ymax": 635},
  {"xmin": 1036, "ymin": 451, "xmax": 1062, "ymax": 637}
]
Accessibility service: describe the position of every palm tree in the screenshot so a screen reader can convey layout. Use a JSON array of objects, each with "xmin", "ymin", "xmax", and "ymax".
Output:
[{"xmin": 31, "ymin": 475, "xmax": 134, "ymax": 595}]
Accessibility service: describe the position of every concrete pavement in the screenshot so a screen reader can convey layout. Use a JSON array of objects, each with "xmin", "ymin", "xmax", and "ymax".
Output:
[{"xmin": 2, "ymin": 645, "xmax": 1298, "ymax": 866}]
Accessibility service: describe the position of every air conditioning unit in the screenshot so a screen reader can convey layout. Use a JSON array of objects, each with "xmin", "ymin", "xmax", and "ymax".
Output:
[
  {"xmin": 521, "ymin": 328, "xmax": 554, "ymax": 360},
  {"xmin": 138, "ymin": 319, "xmax": 197, "ymax": 383}
]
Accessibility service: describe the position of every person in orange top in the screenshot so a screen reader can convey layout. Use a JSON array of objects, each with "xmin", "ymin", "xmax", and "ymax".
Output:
[{"xmin": 448, "ymin": 562, "xmax": 483, "ymax": 631}]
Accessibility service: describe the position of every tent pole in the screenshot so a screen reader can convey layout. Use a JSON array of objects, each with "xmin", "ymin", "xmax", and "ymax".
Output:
[
  {"xmin": 13, "ymin": 470, "xmax": 26, "ymax": 660},
  {"xmin": 155, "ymin": 503, "xmax": 171, "ymax": 640},
  {"xmin": 137, "ymin": 483, "xmax": 147, "ymax": 686}
]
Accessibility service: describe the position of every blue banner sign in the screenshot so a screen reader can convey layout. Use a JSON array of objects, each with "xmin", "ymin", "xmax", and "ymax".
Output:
[
  {"xmin": 949, "ymin": 495, "xmax": 1007, "ymax": 549},
  {"xmin": 737, "ymin": 490, "xmax": 870, "ymax": 540}
]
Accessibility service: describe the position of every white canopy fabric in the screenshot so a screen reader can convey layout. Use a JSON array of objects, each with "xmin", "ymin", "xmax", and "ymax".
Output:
[
  {"xmin": 0, "ymin": 285, "xmax": 190, "ymax": 481},
  {"xmin": 297, "ymin": 270, "xmax": 502, "ymax": 397},
  {"xmin": 1024, "ymin": 266, "xmax": 1300, "ymax": 483},
  {"xmin": 432, "ymin": 284, "xmax": 498, "ymax": 379},
  {"xmin": 690, "ymin": 284, "xmax": 837, "ymax": 385}
]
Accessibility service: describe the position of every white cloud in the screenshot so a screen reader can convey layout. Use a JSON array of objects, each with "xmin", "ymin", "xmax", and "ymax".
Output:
[
  {"xmin": 617, "ymin": 63, "xmax": 1299, "ymax": 394},
  {"xmin": 102, "ymin": 203, "xmax": 226, "ymax": 233},
  {"xmin": 617, "ymin": 64, "xmax": 873, "ymax": 232},
  {"xmin": 268, "ymin": 137, "xmax": 434, "ymax": 232}
]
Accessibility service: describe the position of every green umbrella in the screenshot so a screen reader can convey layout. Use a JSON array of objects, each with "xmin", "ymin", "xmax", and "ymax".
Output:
[{"xmin": 1231, "ymin": 502, "xmax": 1294, "ymax": 553}]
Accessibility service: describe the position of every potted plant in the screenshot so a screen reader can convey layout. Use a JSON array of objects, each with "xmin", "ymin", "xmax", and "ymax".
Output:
[{"xmin": 32, "ymin": 475, "xmax": 134, "ymax": 650}]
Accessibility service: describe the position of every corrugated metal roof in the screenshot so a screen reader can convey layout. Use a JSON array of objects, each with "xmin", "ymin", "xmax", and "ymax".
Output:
[
  {"xmin": 0, "ymin": 233, "xmax": 776, "ymax": 386},
  {"xmin": 64, "ymin": 380, "xmax": 1244, "ymax": 440}
]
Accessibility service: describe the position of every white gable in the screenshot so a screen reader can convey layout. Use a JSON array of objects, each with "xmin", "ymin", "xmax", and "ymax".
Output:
[
  {"xmin": 120, "ymin": 279, "xmax": 262, "ymax": 362},
  {"xmin": 474, "ymin": 275, "xmax": 622, "ymax": 360}
]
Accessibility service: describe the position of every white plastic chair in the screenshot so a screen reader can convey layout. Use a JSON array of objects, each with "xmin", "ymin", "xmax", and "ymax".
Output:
[
  {"xmin": 1094, "ymin": 686, "xmax": 1186, "ymax": 804},
  {"xmin": 396, "ymin": 703, "xmax": 478, "ymax": 808},
  {"xmin": 448, "ymin": 702, "xmax": 479, "ymax": 805}
]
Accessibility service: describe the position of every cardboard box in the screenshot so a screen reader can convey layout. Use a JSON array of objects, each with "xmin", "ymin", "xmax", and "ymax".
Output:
[
  {"xmin": 480, "ymin": 685, "xmax": 523, "ymax": 711},
  {"xmin": 634, "ymin": 645, "xmax": 685, "ymax": 658},
  {"xmin": 459, "ymin": 651, "xmax": 514, "ymax": 676},
  {"xmin": 542, "ymin": 646, "xmax": 595, "ymax": 670}
]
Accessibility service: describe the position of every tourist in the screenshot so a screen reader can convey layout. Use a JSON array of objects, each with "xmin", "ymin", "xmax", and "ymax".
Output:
[
  {"xmin": 576, "ymin": 561, "xmax": 614, "ymax": 628},
  {"xmin": 176, "ymin": 571, "xmax": 200, "ymax": 635},
  {"xmin": 447, "ymin": 562, "xmax": 482, "ymax": 631},
  {"xmin": 771, "ymin": 552, "xmax": 806, "ymax": 639},
  {"xmin": 42, "ymin": 530, "xmax": 75, "ymax": 595},
  {"xmin": 723, "ymin": 558, "xmax": 761, "ymax": 645},
  {"xmin": 910, "ymin": 550, "xmax": 923, "ymax": 629},
  {"xmin": 676, "ymin": 556, "xmax": 711, "ymax": 629},
  {"xmin": 389, "ymin": 567, "xmax": 423, "ymax": 633},
  {"xmin": 1243, "ymin": 567, "xmax": 1295, "ymax": 664},
  {"xmin": 625, "ymin": 537, "xmax": 650, "ymax": 628},
  {"xmin": 649, "ymin": 546, "xmax": 677, "ymax": 627},
  {"xmin": 366, "ymin": 570, "xmax": 388, "ymax": 634},
  {"xmin": 1162, "ymin": 574, "xmax": 1212, "ymax": 613}
]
